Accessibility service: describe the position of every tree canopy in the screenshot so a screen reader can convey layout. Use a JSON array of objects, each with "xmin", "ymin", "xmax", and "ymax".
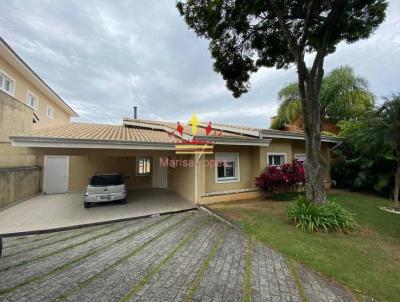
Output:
[
  {"xmin": 346, "ymin": 94, "xmax": 400, "ymax": 205},
  {"xmin": 177, "ymin": 0, "xmax": 387, "ymax": 98},
  {"xmin": 271, "ymin": 66, "xmax": 375, "ymax": 129}
]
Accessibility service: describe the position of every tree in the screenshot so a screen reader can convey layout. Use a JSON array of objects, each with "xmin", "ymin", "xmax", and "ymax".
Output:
[
  {"xmin": 347, "ymin": 95, "xmax": 400, "ymax": 207},
  {"xmin": 271, "ymin": 66, "xmax": 375, "ymax": 130},
  {"xmin": 177, "ymin": 0, "xmax": 387, "ymax": 204}
]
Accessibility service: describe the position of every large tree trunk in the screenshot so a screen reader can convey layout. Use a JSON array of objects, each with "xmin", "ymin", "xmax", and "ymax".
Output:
[
  {"xmin": 394, "ymin": 159, "xmax": 400, "ymax": 208},
  {"xmin": 297, "ymin": 67, "xmax": 327, "ymax": 205}
]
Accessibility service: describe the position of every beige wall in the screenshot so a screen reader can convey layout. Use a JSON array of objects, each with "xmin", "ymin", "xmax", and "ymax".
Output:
[
  {"xmin": 0, "ymin": 90, "xmax": 38, "ymax": 168},
  {"xmin": 204, "ymin": 145, "xmax": 259, "ymax": 193},
  {"xmin": 69, "ymin": 156, "xmax": 152, "ymax": 192},
  {"xmin": 198, "ymin": 139, "xmax": 334, "ymax": 204},
  {"xmin": 168, "ymin": 155, "xmax": 196, "ymax": 203},
  {"xmin": 0, "ymin": 56, "xmax": 71, "ymax": 129},
  {"xmin": 0, "ymin": 166, "xmax": 41, "ymax": 208},
  {"xmin": 260, "ymin": 138, "xmax": 293, "ymax": 168},
  {"xmin": 31, "ymin": 148, "xmax": 174, "ymax": 192}
]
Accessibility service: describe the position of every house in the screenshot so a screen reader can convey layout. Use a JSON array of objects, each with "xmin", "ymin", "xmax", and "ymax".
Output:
[
  {"xmin": 0, "ymin": 37, "xmax": 77, "ymax": 207},
  {"xmin": 9, "ymin": 117, "xmax": 339, "ymax": 205},
  {"xmin": 270, "ymin": 115, "xmax": 341, "ymax": 135},
  {"xmin": 1, "ymin": 36, "xmax": 340, "ymax": 208}
]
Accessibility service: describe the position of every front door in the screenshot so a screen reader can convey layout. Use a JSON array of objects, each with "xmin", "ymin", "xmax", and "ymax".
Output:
[
  {"xmin": 43, "ymin": 156, "xmax": 69, "ymax": 194},
  {"xmin": 152, "ymin": 156, "xmax": 168, "ymax": 189}
]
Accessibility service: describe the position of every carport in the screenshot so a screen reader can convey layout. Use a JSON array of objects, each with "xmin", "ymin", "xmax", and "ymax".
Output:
[
  {"xmin": 4, "ymin": 122, "xmax": 199, "ymax": 235},
  {"xmin": 0, "ymin": 188, "xmax": 195, "ymax": 235}
]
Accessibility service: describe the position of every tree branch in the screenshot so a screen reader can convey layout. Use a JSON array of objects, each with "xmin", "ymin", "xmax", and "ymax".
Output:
[
  {"xmin": 311, "ymin": 0, "xmax": 345, "ymax": 79},
  {"xmin": 299, "ymin": 0, "xmax": 318, "ymax": 49}
]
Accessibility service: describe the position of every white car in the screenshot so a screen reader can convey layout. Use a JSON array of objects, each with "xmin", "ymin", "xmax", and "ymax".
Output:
[{"xmin": 84, "ymin": 173, "xmax": 128, "ymax": 208}]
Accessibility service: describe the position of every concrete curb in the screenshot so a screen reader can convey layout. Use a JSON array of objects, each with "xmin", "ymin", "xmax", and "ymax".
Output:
[
  {"xmin": 199, "ymin": 205, "xmax": 243, "ymax": 230},
  {"xmin": 0, "ymin": 207, "xmax": 197, "ymax": 238}
]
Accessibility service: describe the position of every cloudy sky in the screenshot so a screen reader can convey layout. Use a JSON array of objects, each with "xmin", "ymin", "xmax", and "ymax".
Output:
[{"xmin": 1, "ymin": 1, "xmax": 399, "ymax": 128}]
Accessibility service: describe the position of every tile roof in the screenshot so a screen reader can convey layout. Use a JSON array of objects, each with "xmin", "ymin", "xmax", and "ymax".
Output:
[
  {"xmin": 122, "ymin": 118, "xmax": 255, "ymax": 139},
  {"xmin": 23, "ymin": 122, "xmax": 181, "ymax": 144}
]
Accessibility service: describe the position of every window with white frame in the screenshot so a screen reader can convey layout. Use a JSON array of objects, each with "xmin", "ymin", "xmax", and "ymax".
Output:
[
  {"xmin": 47, "ymin": 105, "xmax": 54, "ymax": 119},
  {"xmin": 26, "ymin": 91, "xmax": 38, "ymax": 110},
  {"xmin": 0, "ymin": 70, "xmax": 15, "ymax": 95},
  {"xmin": 136, "ymin": 157, "xmax": 151, "ymax": 175},
  {"xmin": 215, "ymin": 153, "xmax": 240, "ymax": 182},
  {"xmin": 267, "ymin": 153, "xmax": 286, "ymax": 166},
  {"xmin": 295, "ymin": 154, "xmax": 307, "ymax": 162}
]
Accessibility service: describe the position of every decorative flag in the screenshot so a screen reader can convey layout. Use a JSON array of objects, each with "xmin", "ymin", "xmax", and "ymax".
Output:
[
  {"xmin": 189, "ymin": 113, "xmax": 199, "ymax": 135},
  {"xmin": 176, "ymin": 122, "xmax": 184, "ymax": 136},
  {"xmin": 205, "ymin": 122, "xmax": 212, "ymax": 135}
]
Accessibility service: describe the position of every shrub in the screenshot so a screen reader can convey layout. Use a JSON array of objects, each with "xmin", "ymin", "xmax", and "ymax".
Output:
[
  {"xmin": 255, "ymin": 160, "xmax": 305, "ymax": 195},
  {"xmin": 287, "ymin": 197, "xmax": 355, "ymax": 232}
]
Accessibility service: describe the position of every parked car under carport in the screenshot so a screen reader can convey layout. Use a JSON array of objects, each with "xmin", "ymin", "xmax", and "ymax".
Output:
[{"xmin": 84, "ymin": 173, "xmax": 128, "ymax": 208}]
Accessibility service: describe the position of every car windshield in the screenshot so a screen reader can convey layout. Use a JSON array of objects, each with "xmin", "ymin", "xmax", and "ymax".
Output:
[{"xmin": 90, "ymin": 175, "xmax": 124, "ymax": 186}]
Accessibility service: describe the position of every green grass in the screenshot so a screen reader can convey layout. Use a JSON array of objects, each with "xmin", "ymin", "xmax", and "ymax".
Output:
[{"xmin": 210, "ymin": 191, "xmax": 400, "ymax": 302}]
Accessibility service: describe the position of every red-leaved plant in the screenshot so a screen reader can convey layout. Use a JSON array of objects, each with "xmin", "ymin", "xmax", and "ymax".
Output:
[{"xmin": 256, "ymin": 160, "xmax": 305, "ymax": 194}]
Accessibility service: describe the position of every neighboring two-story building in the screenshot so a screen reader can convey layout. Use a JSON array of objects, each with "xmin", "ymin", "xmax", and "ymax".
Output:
[{"xmin": 0, "ymin": 37, "xmax": 77, "ymax": 207}]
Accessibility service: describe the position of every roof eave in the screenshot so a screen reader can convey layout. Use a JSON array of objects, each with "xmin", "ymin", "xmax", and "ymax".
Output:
[{"xmin": 10, "ymin": 136, "xmax": 176, "ymax": 150}]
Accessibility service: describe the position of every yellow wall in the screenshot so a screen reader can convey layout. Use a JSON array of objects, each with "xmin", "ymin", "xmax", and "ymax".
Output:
[
  {"xmin": 168, "ymin": 154, "xmax": 196, "ymax": 203},
  {"xmin": 30, "ymin": 148, "xmax": 174, "ymax": 192},
  {"xmin": 204, "ymin": 145, "xmax": 259, "ymax": 193},
  {"xmin": 69, "ymin": 156, "xmax": 152, "ymax": 192},
  {"xmin": 0, "ymin": 56, "xmax": 71, "ymax": 129},
  {"xmin": 260, "ymin": 138, "xmax": 293, "ymax": 168}
]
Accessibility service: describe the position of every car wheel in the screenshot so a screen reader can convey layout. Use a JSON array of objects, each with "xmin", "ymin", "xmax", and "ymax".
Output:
[
  {"xmin": 120, "ymin": 198, "xmax": 127, "ymax": 204},
  {"xmin": 84, "ymin": 202, "xmax": 92, "ymax": 208}
]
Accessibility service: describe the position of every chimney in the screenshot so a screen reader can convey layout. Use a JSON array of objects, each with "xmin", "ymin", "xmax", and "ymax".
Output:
[{"xmin": 133, "ymin": 106, "xmax": 138, "ymax": 120}]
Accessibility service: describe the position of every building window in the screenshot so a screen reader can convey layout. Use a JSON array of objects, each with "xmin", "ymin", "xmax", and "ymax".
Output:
[
  {"xmin": 267, "ymin": 153, "xmax": 287, "ymax": 166},
  {"xmin": 215, "ymin": 153, "xmax": 240, "ymax": 183},
  {"xmin": 136, "ymin": 157, "xmax": 151, "ymax": 175},
  {"xmin": 295, "ymin": 154, "xmax": 307, "ymax": 162},
  {"xmin": 27, "ymin": 91, "xmax": 38, "ymax": 110},
  {"xmin": 47, "ymin": 105, "xmax": 54, "ymax": 119},
  {"xmin": 0, "ymin": 70, "xmax": 15, "ymax": 96}
]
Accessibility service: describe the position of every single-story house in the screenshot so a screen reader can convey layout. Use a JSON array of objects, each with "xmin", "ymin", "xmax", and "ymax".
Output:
[{"xmin": 9, "ymin": 118, "xmax": 340, "ymax": 205}]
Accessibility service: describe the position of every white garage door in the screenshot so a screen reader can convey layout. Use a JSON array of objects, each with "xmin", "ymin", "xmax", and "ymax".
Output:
[{"xmin": 44, "ymin": 156, "xmax": 69, "ymax": 194}]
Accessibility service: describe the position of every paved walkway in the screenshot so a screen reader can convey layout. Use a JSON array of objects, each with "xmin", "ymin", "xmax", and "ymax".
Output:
[
  {"xmin": 0, "ymin": 211, "xmax": 353, "ymax": 302},
  {"xmin": 0, "ymin": 189, "xmax": 194, "ymax": 235}
]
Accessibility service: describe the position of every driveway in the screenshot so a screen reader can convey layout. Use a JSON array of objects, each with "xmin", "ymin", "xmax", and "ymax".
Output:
[
  {"xmin": 0, "ymin": 211, "xmax": 352, "ymax": 302},
  {"xmin": 0, "ymin": 188, "xmax": 195, "ymax": 235}
]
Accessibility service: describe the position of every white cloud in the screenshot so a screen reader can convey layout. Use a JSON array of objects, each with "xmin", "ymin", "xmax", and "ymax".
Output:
[{"xmin": 0, "ymin": 0, "xmax": 398, "ymax": 128}]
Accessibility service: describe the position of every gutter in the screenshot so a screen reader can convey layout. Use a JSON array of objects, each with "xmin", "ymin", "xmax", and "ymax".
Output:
[{"xmin": 261, "ymin": 129, "xmax": 341, "ymax": 143}]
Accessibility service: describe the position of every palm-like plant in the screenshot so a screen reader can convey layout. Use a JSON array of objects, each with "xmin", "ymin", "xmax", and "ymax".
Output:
[
  {"xmin": 271, "ymin": 66, "xmax": 375, "ymax": 129},
  {"xmin": 348, "ymin": 94, "xmax": 400, "ymax": 207}
]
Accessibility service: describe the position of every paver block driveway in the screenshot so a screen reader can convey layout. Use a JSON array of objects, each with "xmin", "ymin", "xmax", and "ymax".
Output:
[{"xmin": 0, "ymin": 211, "xmax": 352, "ymax": 302}]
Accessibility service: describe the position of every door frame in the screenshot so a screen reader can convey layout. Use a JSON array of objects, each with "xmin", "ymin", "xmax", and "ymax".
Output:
[{"xmin": 43, "ymin": 155, "xmax": 70, "ymax": 194}]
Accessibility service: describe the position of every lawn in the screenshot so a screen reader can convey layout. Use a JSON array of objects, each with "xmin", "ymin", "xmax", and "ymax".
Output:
[{"xmin": 209, "ymin": 190, "xmax": 400, "ymax": 302}]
